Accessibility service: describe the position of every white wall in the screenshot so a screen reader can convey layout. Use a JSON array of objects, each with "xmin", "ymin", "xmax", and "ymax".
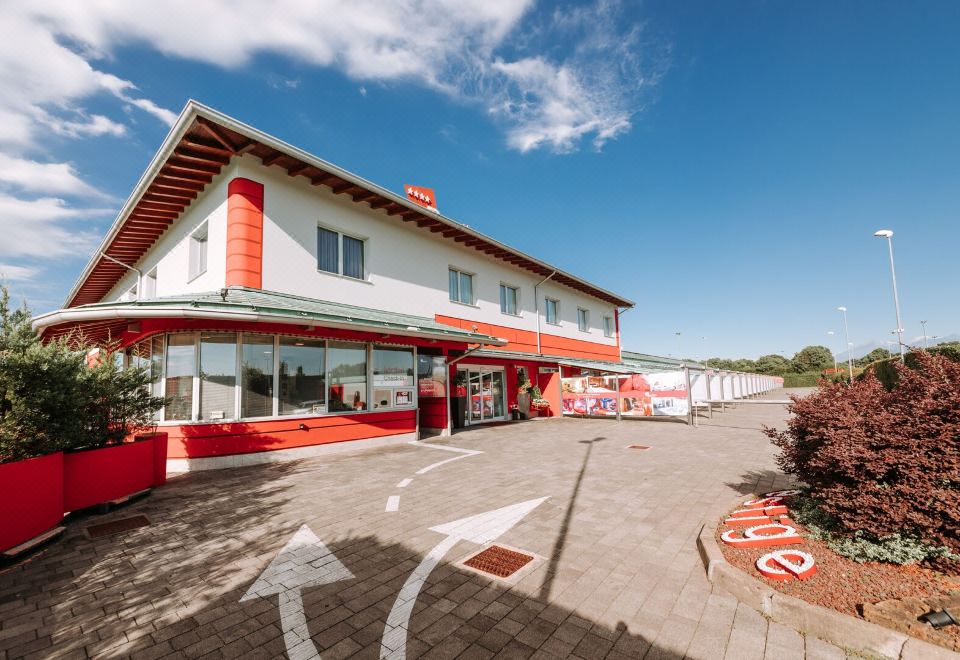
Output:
[
  {"xmin": 105, "ymin": 164, "xmax": 235, "ymax": 302},
  {"xmin": 103, "ymin": 155, "xmax": 620, "ymax": 348},
  {"xmin": 240, "ymin": 156, "xmax": 619, "ymax": 346}
]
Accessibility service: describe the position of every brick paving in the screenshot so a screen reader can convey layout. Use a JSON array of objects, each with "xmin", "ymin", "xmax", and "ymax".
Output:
[{"xmin": 0, "ymin": 391, "xmax": 857, "ymax": 659}]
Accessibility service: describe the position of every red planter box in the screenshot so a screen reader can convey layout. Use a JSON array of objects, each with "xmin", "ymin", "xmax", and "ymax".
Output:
[
  {"xmin": 0, "ymin": 452, "xmax": 64, "ymax": 553},
  {"xmin": 64, "ymin": 436, "xmax": 160, "ymax": 512}
]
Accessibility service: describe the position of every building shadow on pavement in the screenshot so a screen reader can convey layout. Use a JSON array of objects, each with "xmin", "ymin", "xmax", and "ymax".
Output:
[
  {"xmin": 0, "ymin": 460, "xmax": 300, "ymax": 659},
  {"xmin": 0, "ymin": 456, "xmax": 688, "ymax": 659}
]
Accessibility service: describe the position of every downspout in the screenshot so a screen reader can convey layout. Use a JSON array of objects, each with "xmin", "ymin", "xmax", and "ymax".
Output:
[
  {"xmin": 444, "ymin": 343, "xmax": 489, "ymax": 435},
  {"xmin": 100, "ymin": 253, "xmax": 143, "ymax": 300},
  {"xmin": 534, "ymin": 271, "xmax": 556, "ymax": 354},
  {"xmin": 615, "ymin": 306, "xmax": 630, "ymax": 360}
]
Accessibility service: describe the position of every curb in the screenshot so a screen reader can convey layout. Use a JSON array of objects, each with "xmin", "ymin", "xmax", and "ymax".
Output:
[{"xmin": 696, "ymin": 519, "xmax": 960, "ymax": 659}]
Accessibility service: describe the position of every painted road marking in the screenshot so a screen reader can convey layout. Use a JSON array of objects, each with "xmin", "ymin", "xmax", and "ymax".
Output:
[
  {"xmin": 241, "ymin": 525, "xmax": 353, "ymax": 660},
  {"xmin": 385, "ymin": 495, "xmax": 400, "ymax": 512},
  {"xmin": 396, "ymin": 478, "xmax": 412, "ymax": 488},
  {"xmin": 409, "ymin": 440, "xmax": 482, "ymax": 456},
  {"xmin": 415, "ymin": 453, "xmax": 474, "ymax": 474},
  {"xmin": 379, "ymin": 497, "xmax": 549, "ymax": 659}
]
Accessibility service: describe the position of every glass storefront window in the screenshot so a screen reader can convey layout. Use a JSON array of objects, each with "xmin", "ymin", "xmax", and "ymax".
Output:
[
  {"xmin": 328, "ymin": 342, "xmax": 367, "ymax": 412},
  {"xmin": 165, "ymin": 334, "xmax": 195, "ymax": 420},
  {"xmin": 279, "ymin": 337, "xmax": 326, "ymax": 415},
  {"xmin": 373, "ymin": 346, "xmax": 414, "ymax": 409},
  {"xmin": 150, "ymin": 335, "xmax": 164, "ymax": 420},
  {"xmin": 199, "ymin": 333, "xmax": 237, "ymax": 421},
  {"xmin": 417, "ymin": 354, "xmax": 447, "ymax": 398},
  {"xmin": 242, "ymin": 334, "xmax": 275, "ymax": 418}
]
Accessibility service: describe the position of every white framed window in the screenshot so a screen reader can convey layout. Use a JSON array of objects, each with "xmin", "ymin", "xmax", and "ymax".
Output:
[
  {"xmin": 577, "ymin": 308, "xmax": 590, "ymax": 332},
  {"xmin": 317, "ymin": 226, "xmax": 365, "ymax": 280},
  {"xmin": 499, "ymin": 284, "xmax": 519, "ymax": 315},
  {"xmin": 545, "ymin": 297, "xmax": 559, "ymax": 325},
  {"xmin": 603, "ymin": 315, "xmax": 615, "ymax": 338},
  {"xmin": 142, "ymin": 268, "xmax": 157, "ymax": 299},
  {"xmin": 188, "ymin": 222, "xmax": 208, "ymax": 281},
  {"xmin": 448, "ymin": 268, "xmax": 474, "ymax": 305}
]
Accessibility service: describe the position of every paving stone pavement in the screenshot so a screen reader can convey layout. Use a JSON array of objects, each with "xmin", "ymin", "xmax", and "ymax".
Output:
[{"xmin": 0, "ymin": 390, "xmax": 860, "ymax": 659}]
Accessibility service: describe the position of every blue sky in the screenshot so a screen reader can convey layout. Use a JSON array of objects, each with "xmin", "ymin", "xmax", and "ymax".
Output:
[{"xmin": 1, "ymin": 1, "xmax": 958, "ymax": 359}]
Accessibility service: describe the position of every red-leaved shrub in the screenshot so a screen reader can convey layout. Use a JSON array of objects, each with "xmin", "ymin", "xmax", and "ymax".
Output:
[{"xmin": 765, "ymin": 351, "xmax": 960, "ymax": 552}]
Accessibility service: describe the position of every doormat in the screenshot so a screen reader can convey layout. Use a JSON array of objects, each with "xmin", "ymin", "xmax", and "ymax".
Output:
[
  {"xmin": 463, "ymin": 545, "xmax": 534, "ymax": 578},
  {"xmin": 86, "ymin": 515, "xmax": 150, "ymax": 539},
  {"xmin": 626, "ymin": 444, "xmax": 651, "ymax": 450}
]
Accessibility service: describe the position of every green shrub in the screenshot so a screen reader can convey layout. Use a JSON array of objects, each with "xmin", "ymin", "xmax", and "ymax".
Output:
[
  {"xmin": 782, "ymin": 372, "xmax": 822, "ymax": 388},
  {"xmin": 0, "ymin": 287, "xmax": 164, "ymax": 462},
  {"xmin": 865, "ymin": 344, "xmax": 960, "ymax": 390},
  {"xmin": 789, "ymin": 496, "xmax": 959, "ymax": 565}
]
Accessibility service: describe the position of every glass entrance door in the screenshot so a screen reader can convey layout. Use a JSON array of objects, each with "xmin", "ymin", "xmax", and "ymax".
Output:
[{"xmin": 467, "ymin": 367, "xmax": 506, "ymax": 423}]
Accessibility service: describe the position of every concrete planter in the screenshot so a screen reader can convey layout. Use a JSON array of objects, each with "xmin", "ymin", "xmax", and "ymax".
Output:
[
  {"xmin": 63, "ymin": 433, "xmax": 167, "ymax": 512},
  {"xmin": 0, "ymin": 452, "xmax": 64, "ymax": 553}
]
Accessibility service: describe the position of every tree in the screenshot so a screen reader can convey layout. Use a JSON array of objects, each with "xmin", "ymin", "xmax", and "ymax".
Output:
[
  {"xmin": 754, "ymin": 354, "xmax": 793, "ymax": 375},
  {"xmin": 0, "ymin": 286, "xmax": 164, "ymax": 462},
  {"xmin": 855, "ymin": 347, "xmax": 892, "ymax": 368},
  {"xmin": 792, "ymin": 345, "xmax": 834, "ymax": 373}
]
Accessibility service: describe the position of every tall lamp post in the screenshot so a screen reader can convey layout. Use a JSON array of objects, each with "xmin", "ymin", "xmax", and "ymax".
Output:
[
  {"xmin": 920, "ymin": 320, "xmax": 928, "ymax": 349},
  {"xmin": 874, "ymin": 230, "xmax": 905, "ymax": 362},
  {"xmin": 837, "ymin": 306, "xmax": 854, "ymax": 380},
  {"xmin": 827, "ymin": 331, "xmax": 838, "ymax": 371},
  {"xmin": 675, "ymin": 332, "xmax": 682, "ymax": 361}
]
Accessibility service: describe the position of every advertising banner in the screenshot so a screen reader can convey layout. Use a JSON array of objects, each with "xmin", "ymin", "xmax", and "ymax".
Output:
[{"xmin": 561, "ymin": 370, "xmax": 689, "ymax": 417}]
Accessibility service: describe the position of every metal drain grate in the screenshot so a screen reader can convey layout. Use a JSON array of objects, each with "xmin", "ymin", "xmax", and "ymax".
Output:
[
  {"xmin": 86, "ymin": 515, "xmax": 150, "ymax": 539},
  {"xmin": 627, "ymin": 444, "xmax": 651, "ymax": 450},
  {"xmin": 463, "ymin": 545, "xmax": 534, "ymax": 578}
]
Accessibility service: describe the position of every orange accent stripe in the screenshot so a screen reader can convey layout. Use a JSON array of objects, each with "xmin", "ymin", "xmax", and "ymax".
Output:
[
  {"xmin": 434, "ymin": 314, "xmax": 619, "ymax": 361},
  {"xmin": 226, "ymin": 178, "xmax": 264, "ymax": 288}
]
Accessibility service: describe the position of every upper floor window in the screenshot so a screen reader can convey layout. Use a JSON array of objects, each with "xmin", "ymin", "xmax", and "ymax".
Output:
[
  {"xmin": 603, "ymin": 315, "xmax": 615, "ymax": 338},
  {"xmin": 317, "ymin": 226, "xmax": 365, "ymax": 279},
  {"xmin": 499, "ymin": 284, "xmax": 519, "ymax": 315},
  {"xmin": 188, "ymin": 222, "xmax": 208, "ymax": 281},
  {"xmin": 577, "ymin": 308, "xmax": 590, "ymax": 332},
  {"xmin": 545, "ymin": 297, "xmax": 559, "ymax": 325},
  {"xmin": 449, "ymin": 268, "xmax": 474, "ymax": 305}
]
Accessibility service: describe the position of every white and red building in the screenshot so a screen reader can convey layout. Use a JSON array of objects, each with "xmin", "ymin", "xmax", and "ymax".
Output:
[{"xmin": 34, "ymin": 101, "xmax": 641, "ymax": 471}]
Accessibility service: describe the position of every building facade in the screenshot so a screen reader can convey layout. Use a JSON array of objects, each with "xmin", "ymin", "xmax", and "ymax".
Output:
[{"xmin": 34, "ymin": 102, "xmax": 635, "ymax": 471}]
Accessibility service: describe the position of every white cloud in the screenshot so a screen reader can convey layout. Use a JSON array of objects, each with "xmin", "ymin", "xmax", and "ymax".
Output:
[
  {"xmin": 0, "ymin": 263, "xmax": 40, "ymax": 282},
  {"xmin": 0, "ymin": 194, "xmax": 108, "ymax": 258},
  {"xmin": 0, "ymin": 154, "xmax": 110, "ymax": 198},
  {"xmin": 3, "ymin": 0, "xmax": 653, "ymax": 154}
]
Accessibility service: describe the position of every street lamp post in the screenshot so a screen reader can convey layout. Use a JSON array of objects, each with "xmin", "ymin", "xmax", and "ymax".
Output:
[
  {"xmin": 675, "ymin": 332, "xmax": 682, "ymax": 361},
  {"xmin": 874, "ymin": 230, "xmax": 905, "ymax": 362},
  {"xmin": 921, "ymin": 320, "xmax": 928, "ymax": 350},
  {"xmin": 837, "ymin": 307, "xmax": 854, "ymax": 380}
]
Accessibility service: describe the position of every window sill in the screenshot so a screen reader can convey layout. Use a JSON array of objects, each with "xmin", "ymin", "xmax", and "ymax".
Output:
[
  {"xmin": 316, "ymin": 269, "xmax": 374, "ymax": 285},
  {"xmin": 186, "ymin": 269, "xmax": 207, "ymax": 284},
  {"xmin": 449, "ymin": 300, "xmax": 480, "ymax": 309},
  {"xmin": 500, "ymin": 311, "xmax": 522, "ymax": 318}
]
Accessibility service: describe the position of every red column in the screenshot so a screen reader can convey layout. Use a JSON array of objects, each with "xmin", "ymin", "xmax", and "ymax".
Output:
[{"xmin": 226, "ymin": 178, "xmax": 264, "ymax": 288}]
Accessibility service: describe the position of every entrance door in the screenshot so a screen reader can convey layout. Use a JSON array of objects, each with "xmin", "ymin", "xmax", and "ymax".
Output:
[{"xmin": 467, "ymin": 367, "xmax": 506, "ymax": 424}]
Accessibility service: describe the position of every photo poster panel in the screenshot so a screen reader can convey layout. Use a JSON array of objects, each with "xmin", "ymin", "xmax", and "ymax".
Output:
[{"xmin": 560, "ymin": 371, "xmax": 689, "ymax": 417}]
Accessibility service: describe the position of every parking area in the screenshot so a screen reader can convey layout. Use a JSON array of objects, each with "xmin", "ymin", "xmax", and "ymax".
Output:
[{"xmin": 0, "ymin": 392, "xmax": 851, "ymax": 659}]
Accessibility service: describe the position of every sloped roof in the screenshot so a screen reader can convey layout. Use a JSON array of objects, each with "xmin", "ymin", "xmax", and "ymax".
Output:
[
  {"xmin": 35, "ymin": 286, "xmax": 507, "ymax": 346},
  {"xmin": 65, "ymin": 100, "xmax": 635, "ymax": 309}
]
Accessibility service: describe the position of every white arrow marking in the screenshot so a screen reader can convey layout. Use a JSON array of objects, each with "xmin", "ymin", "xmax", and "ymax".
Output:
[
  {"xmin": 241, "ymin": 525, "xmax": 354, "ymax": 660},
  {"xmin": 379, "ymin": 497, "xmax": 548, "ymax": 659}
]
